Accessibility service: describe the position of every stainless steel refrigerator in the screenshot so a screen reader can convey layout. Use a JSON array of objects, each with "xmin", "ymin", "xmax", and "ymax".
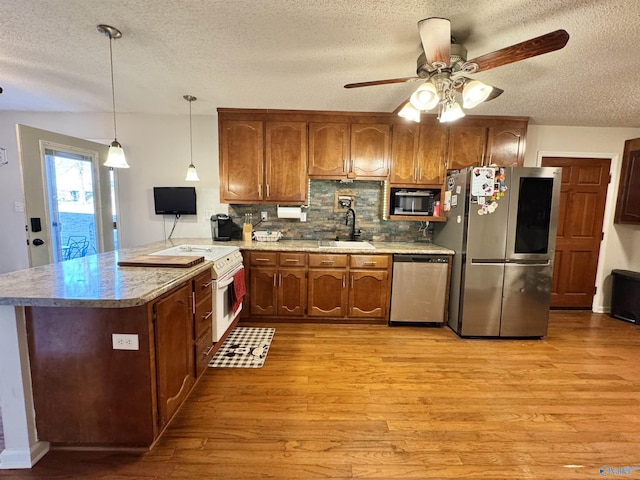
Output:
[{"xmin": 433, "ymin": 166, "xmax": 561, "ymax": 337}]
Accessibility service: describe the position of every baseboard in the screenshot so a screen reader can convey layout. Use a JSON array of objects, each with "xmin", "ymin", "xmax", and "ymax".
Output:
[
  {"xmin": 0, "ymin": 441, "xmax": 50, "ymax": 469},
  {"xmin": 593, "ymin": 305, "xmax": 611, "ymax": 314}
]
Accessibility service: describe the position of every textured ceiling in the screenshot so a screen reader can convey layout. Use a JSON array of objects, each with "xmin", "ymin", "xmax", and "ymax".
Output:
[{"xmin": 1, "ymin": 0, "xmax": 639, "ymax": 126}]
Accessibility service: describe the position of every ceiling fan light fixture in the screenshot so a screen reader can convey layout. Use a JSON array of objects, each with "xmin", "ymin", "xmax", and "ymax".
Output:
[
  {"xmin": 398, "ymin": 102, "xmax": 421, "ymax": 123},
  {"xmin": 439, "ymin": 101, "xmax": 466, "ymax": 123},
  {"xmin": 105, "ymin": 140, "xmax": 129, "ymax": 168},
  {"xmin": 409, "ymin": 82, "xmax": 439, "ymax": 111},
  {"xmin": 462, "ymin": 80, "xmax": 493, "ymax": 109}
]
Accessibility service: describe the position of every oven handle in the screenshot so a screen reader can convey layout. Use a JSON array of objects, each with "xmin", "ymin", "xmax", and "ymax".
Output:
[{"xmin": 216, "ymin": 265, "xmax": 244, "ymax": 289}]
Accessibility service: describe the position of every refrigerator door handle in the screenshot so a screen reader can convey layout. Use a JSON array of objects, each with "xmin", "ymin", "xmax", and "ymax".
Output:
[
  {"xmin": 505, "ymin": 259, "xmax": 551, "ymax": 266},
  {"xmin": 471, "ymin": 259, "xmax": 507, "ymax": 265}
]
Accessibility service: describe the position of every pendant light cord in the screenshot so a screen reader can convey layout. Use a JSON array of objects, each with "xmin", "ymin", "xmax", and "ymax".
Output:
[
  {"xmin": 109, "ymin": 35, "xmax": 118, "ymax": 140},
  {"xmin": 189, "ymin": 98, "xmax": 193, "ymax": 166}
]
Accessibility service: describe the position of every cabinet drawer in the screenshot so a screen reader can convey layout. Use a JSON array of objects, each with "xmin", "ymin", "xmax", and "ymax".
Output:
[
  {"xmin": 193, "ymin": 269, "xmax": 213, "ymax": 303},
  {"xmin": 194, "ymin": 327, "xmax": 215, "ymax": 377},
  {"xmin": 308, "ymin": 253, "xmax": 348, "ymax": 268},
  {"xmin": 350, "ymin": 254, "xmax": 390, "ymax": 269},
  {"xmin": 194, "ymin": 294, "xmax": 213, "ymax": 340},
  {"xmin": 249, "ymin": 251, "xmax": 278, "ymax": 266},
  {"xmin": 279, "ymin": 252, "xmax": 307, "ymax": 266}
]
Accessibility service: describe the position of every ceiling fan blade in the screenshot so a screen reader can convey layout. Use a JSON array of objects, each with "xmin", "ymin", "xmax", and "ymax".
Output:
[
  {"xmin": 467, "ymin": 29, "xmax": 570, "ymax": 72},
  {"xmin": 418, "ymin": 17, "xmax": 451, "ymax": 66},
  {"xmin": 344, "ymin": 77, "xmax": 418, "ymax": 89}
]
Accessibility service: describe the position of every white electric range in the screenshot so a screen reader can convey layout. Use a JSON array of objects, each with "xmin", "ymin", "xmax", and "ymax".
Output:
[{"xmin": 152, "ymin": 244, "xmax": 244, "ymax": 342}]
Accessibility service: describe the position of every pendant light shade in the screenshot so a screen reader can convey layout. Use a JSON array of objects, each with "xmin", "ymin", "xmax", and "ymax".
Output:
[
  {"xmin": 184, "ymin": 95, "xmax": 199, "ymax": 181},
  {"xmin": 98, "ymin": 24, "xmax": 129, "ymax": 169},
  {"xmin": 397, "ymin": 102, "xmax": 421, "ymax": 123}
]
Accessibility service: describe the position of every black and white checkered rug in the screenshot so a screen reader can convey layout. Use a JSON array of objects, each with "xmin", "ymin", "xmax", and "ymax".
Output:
[{"xmin": 209, "ymin": 327, "xmax": 275, "ymax": 369}]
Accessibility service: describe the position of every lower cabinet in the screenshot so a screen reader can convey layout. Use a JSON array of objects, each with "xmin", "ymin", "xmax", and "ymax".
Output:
[
  {"xmin": 25, "ymin": 269, "xmax": 215, "ymax": 448},
  {"xmin": 243, "ymin": 250, "xmax": 391, "ymax": 323}
]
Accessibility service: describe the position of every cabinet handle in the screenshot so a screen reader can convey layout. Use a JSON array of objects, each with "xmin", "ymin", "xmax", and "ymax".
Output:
[
  {"xmin": 202, "ymin": 311, "xmax": 213, "ymax": 321},
  {"xmin": 255, "ymin": 257, "xmax": 271, "ymax": 262},
  {"xmin": 266, "ymin": 184, "xmax": 270, "ymax": 198},
  {"xmin": 418, "ymin": 166, "xmax": 422, "ymax": 180},
  {"xmin": 203, "ymin": 344, "xmax": 215, "ymax": 357},
  {"xmin": 414, "ymin": 166, "xmax": 418, "ymax": 181},
  {"xmin": 342, "ymin": 274, "xmax": 346, "ymax": 288},
  {"xmin": 273, "ymin": 274, "xmax": 277, "ymax": 287},
  {"xmin": 283, "ymin": 258, "xmax": 299, "ymax": 263},
  {"xmin": 321, "ymin": 260, "xmax": 335, "ymax": 265},
  {"xmin": 350, "ymin": 274, "xmax": 354, "ymax": 289},
  {"xmin": 191, "ymin": 294, "xmax": 195, "ymax": 313},
  {"xmin": 258, "ymin": 183, "xmax": 262, "ymax": 198},
  {"xmin": 203, "ymin": 280, "xmax": 215, "ymax": 288},
  {"xmin": 363, "ymin": 261, "xmax": 377, "ymax": 266},
  {"xmin": 481, "ymin": 152, "xmax": 485, "ymax": 165},
  {"xmin": 278, "ymin": 273, "xmax": 282, "ymax": 286},
  {"xmin": 489, "ymin": 154, "xmax": 493, "ymax": 164},
  {"xmin": 343, "ymin": 159, "xmax": 347, "ymax": 173}
]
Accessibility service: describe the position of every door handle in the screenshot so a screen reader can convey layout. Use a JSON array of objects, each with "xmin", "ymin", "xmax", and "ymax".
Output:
[{"xmin": 32, "ymin": 238, "xmax": 45, "ymax": 246}]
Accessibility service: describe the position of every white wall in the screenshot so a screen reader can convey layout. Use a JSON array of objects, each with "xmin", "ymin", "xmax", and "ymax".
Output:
[
  {"xmin": 1, "ymin": 113, "xmax": 638, "ymax": 312},
  {"xmin": 0, "ymin": 112, "xmax": 227, "ymax": 273},
  {"xmin": 525, "ymin": 125, "xmax": 640, "ymax": 312}
]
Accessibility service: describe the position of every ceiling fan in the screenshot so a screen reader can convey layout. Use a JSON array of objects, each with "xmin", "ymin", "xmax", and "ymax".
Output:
[{"xmin": 344, "ymin": 18, "xmax": 569, "ymax": 122}]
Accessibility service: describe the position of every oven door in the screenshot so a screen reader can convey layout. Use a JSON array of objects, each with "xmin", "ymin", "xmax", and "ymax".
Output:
[{"xmin": 212, "ymin": 264, "xmax": 244, "ymax": 342}]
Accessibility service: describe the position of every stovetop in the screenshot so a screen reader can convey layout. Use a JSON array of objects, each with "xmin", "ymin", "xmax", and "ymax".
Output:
[{"xmin": 151, "ymin": 244, "xmax": 243, "ymax": 279}]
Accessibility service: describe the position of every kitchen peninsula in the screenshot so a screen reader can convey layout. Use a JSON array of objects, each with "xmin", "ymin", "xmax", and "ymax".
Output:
[{"xmin": 0, "ymin": 238, "xmax": 452, "ymax": 468}]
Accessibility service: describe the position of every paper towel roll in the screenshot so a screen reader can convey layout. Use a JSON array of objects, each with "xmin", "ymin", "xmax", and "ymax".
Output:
[{"xmin": 277, "ymin": 206, "xmax": 302, "ymax": 219}]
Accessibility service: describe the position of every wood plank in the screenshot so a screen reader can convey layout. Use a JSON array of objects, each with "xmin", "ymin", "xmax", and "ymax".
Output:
[{"xmin": 118, "ymin": 255, "xmax": 204, "ymax": 267}]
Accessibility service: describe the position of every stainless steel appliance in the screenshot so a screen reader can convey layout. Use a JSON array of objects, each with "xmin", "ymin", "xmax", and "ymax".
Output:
[
  {"xmin": 211, "ymin": 214, "xmax": 241, "ymax": 241},
  {"xmin": 433, "ymin": 166, "xmax": 561, "ymax": 337},
  {"xmin": 390, "ymin": 188, "xmax": 436, "ymax": 216},
  {"xmin": 152, "ymin": 244, "xmax": 244, "ymax": 342},
  {"xmin": 389, "ymin": 255, "xmax": 450, "ymax": 324}
]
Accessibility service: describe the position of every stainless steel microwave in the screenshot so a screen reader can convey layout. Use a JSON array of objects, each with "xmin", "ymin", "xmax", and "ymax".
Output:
[{"xmin": 391, "ymin": 189, "xmax": 435, "ymax": 215}]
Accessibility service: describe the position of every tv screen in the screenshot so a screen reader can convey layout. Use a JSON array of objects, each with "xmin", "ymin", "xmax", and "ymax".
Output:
[{"xmin": 153, "ymin": 187, "xmax": 197, "ymax": 215}]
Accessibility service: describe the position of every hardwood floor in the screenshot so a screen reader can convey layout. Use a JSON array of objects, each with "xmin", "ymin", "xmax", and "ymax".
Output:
[{"xmin": 1, "ymin": 311, "xmax": 639, "ymax": 479}]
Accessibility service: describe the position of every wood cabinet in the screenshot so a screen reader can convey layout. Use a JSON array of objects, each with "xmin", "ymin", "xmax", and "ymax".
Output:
[
  {"xmin": 307, "ymin": 253, "xmax": 390, "ymax": 321},
  {"xmin": 447, "ymin": 126, "xmax": 487, "ymax": 170},
  {"xmin": 248, "ymin": 252, "xmax": 307, "ymax": 317},
  {"xmin": 25, "ymin": 270, "xmax": 214, "ymax": 447},
  {"xmin": 390, "ymin": 123, "xmax": 447, "ymax": 185},
  {"xmin": 614, "ymin": 137, "xmax": 640, "ymax": 224},
  {"xmin": 219, "ymin": 118, "xmax": 307, "ymax": 204},
  {"xmin": 308, "ymin": 122, "xmax": 390, "ymax": 179}
]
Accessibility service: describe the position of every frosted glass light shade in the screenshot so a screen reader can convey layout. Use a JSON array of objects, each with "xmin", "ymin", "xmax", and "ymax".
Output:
[
  {"xmin": 462, "ymin": 80, "xmax": 493, "ymax": 109},
  {"xmin": 439, "ymin": 102, "xmax": 466, "ymax": 123},
  {"xmin": 409, "ymin": 82, "xmax": 439, "ymax": 111},
  {"xmin": 104, "ymin": 140, "xmax": 129, "ymax": 168},
  {"xmin": 185, "ymin": 164, "xmax": 200, "ymax": 181},
  {"xmin": 397, "ymin": 102, "xmax": 421, "ymax": 123}
]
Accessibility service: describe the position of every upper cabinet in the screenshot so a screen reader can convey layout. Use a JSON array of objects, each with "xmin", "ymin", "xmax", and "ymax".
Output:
[
  {"xmin": 390, "ymin": 123, "xmax": 447, "ymax": 185},
  {"xmin": 485, "ymin": 125, "xmax": 526, "ymax": 167},
  {"xmin": 614, "ymin": 137, "xmax": 640, "ymax": 224},
  {"xmin": 308, "ymin": 122, "xmax": 390, "ymax": 179},
  {"xmin": 219, "ymin": 116, "xmax": 307, "ymax": 204}
]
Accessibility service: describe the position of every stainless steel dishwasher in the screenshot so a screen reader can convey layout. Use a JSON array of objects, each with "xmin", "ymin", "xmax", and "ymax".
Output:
[{"xmin": 389, "ymin": 254, "xmax": 450, "ymax": 325}]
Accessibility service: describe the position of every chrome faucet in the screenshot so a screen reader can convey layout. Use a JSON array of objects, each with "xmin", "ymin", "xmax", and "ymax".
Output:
[{"xmin": 345, "ymin": 208, "xmax": 361, "ymax": 241}]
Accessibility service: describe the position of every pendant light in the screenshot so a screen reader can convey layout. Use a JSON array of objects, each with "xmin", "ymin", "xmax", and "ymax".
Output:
[
  {"xmin": 97, "ymin": 24, "xmax": 129, "ymax": 169},
  {"xmin": 184, "ymin": 95, "xmax": 200, "ymax": 181}
]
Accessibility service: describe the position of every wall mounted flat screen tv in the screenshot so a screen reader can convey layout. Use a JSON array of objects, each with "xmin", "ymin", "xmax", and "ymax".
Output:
[{"xmin": 153, "ymin": 187, "xmax": 197, "ymax": 215}]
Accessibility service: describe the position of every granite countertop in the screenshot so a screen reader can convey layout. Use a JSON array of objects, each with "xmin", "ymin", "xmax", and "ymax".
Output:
[{"xmin": 0, "ymin": 238, "xmax": 453, "ymax": 308}]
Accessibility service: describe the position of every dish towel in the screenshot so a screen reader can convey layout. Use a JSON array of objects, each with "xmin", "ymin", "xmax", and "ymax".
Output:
[{"xmin": 231, "ymin": 267, "xmax": 246, "ymax": 314}]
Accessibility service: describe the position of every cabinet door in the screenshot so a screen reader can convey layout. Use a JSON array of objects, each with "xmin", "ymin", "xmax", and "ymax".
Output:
[
  {"xmin": 447, "ymin": 126, "xmax": 486, "ymax": 170},
  {"xmin": 614, "ymin": 138, "xmax": 640, "ymax": 224},
  {"xmin": 154, "ymin": 283, "xmax": 195, "ymax": 428},
  {"xmin": 348, "ymin": 270, "xmax": 389, "ymax": 318},
  {"xmin": 307, "ymin": 268, "xmax": 348, "ymax": 317},
  {"xmin": 417, "ymin": 124, "xmax": 448, "ymax": 184},
  {"xmin": 265, "ymin": 121, "xmax": 308, "ymax": 203},
  {"xmin": 486, "ymin": 126, "xmax": 526, "ymax": 167},
  {"xmin": 250, "ymin": 267, "xmax": 277, "ymax": 316},
  {"xmin": 351, "ymin": 123, "xmax": 390, "ymax": 178},
  {"xmin": 220, "ymin": 120, "xmax": 264, "ymax": 202},
  {"xmin": 390, "ymin": 123, "xmax": 419, "ymax": 184},
  {"xmin": 308, "ymin": 122, "xmax": 349, "ymax": 177},
  {"xmin": 277, "ymin": 268, "xmax": 307, "ymax": 316}
]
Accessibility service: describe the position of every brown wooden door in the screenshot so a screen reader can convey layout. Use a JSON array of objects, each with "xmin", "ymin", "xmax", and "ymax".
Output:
[
  {"xmin": 417, "ymin": 124, "xmax": 448, "ymax": 184},
  {"xmin": 541, "ymin": 157, "xmax": 611, "ymax": 308},
  {"xmin": 219, "ymin": 120, "xmax": 264, "ymax": 202},
  {"xmin": 389, "ymin": 123, "xmax": 419, "ymax": 184},
  {"xmin": 154, "ymin": 283, "xmax": 195, "ymax": 427},
  {"xmin": 486, "ymin": 126, "xmax": 526, "ymax": 167},
  {"xmin": 350, "ymin": 123, "xmax": 390, "ymax": 178},
  {"xmin": 614, "ymin": 137, "xmax": 640, "ymax": 224},
  {"xmin": 307, "ymin": 269, "xmax": 347, "ymax": 317},
  {"xmin": 348, "ymin": 270, "xmax": 389, "ymax": 318},
  {"xmin": 447, "ymin": 126, "xmax": 486, "ymax": 170},
  {"xmin": 277, "ymin": 268, "xmax": 307, "ymax": 316},
  {"xmin": 265, "ymin": 121, "xmax": 308, "ymax": 203},
  {"xmin": 249, "ymin": 267, "xmax": 277, "ymax": 316},
  {"xmin": 308, "ymin": 122, "xmax": 349, "ymax": 177}
]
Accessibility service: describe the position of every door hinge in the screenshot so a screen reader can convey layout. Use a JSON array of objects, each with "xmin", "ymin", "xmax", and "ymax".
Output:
[
  {"xmin": 608, "ymin": 173, "xmax": 612, "ymax": 184},
  {"xmin": 152, "ymin": 305, "xmax": 157, "ymax": 322},
  {"xmin": 601, "ymin": 231, "xmax": 604, "ymax": 241},
  {"xmin": 594, "ymin": 286, "xmax": 597, "ymax": 295}
]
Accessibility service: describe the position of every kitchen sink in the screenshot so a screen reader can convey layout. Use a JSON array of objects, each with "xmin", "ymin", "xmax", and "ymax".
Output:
[{"xmin": 318, "ymin": 240, "xmax": 375, "ymax": 249}]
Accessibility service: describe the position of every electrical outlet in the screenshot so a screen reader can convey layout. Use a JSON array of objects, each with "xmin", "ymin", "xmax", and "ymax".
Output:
[
  {"xmin": 261, "ymin": 211, "xmax": 268, "ymax": 221},
  {"xmin": 112, "ymin": 333, "xmax": 139, "ymax": 351}
]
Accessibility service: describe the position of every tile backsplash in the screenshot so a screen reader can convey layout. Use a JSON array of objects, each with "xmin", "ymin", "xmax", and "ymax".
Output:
[{"xmin": 228, "ymin": 180, "xmax": 433, "ymax": 242}]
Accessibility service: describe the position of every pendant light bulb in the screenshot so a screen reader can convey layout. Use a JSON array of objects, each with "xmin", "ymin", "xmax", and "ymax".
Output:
[
  {"xmin": 98, "ymin": 24, "xmax": 129, "ymax": 169},
  {"xmin": 184, "ymin": 95, "xmax": 199, "ymax": 181}
]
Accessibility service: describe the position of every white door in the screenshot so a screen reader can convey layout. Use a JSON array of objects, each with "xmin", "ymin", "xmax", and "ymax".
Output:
[{"xmin": 17, "ymin": 125, "xmax": 117, "ymax": 267}]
